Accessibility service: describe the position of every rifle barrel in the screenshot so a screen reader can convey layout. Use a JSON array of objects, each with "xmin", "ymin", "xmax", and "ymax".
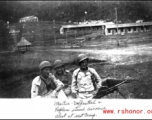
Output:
[
  {"xmin": 94, "ymin": 78, "xmax": 138, "ymax": 99},
  {"xmin": 108, "ymin": 79, "xmax": 128, "ymax": 91}
]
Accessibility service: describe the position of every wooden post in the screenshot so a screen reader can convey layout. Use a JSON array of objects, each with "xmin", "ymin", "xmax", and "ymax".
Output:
[
  {"xmin": 66, "ymin": 31, "xmax": 68, "ymax": 45},
  {"xmin": 53, "ymin": 20, "xmax": 56, "ymax": 44},
  {"xmin": 115, "ymin": 7, "xmax": 119, "ymax": 46},
  {"xmin": 74, "ymin": 30, "xmax": 77, "ymax": 39}
]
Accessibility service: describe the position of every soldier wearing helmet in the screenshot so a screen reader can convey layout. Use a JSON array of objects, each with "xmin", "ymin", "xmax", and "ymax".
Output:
[
  {"xmin": 31, "ymin": 61, "xmax": 65, "ymax": 98},
  {"xmin": 71, "ymin": 54, "xmax": 103, "ymax": 99},
  {"xmin": 53, "ymin": 59, "xmax": 73, "ymax": 98}
]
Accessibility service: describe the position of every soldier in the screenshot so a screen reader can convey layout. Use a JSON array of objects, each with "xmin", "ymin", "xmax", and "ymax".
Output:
[
  {"xmin": 71, "ymin": 54, "xmax": 103, "ymax": 99},
  {"xmin": 53, "ymin": 59, "xmax": 73, "ymax": 98},
  {"xmin": 31, "ymin": 61, "xmax": 66, "ymax": 98}
]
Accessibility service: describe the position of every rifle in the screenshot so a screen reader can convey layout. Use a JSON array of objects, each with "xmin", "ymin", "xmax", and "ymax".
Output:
[
  {"xmin": 102, "ymin": 78, "xmax": 139, "ymax": 88},
  {"xmin": 93, "ymin": 78, "xmax": 139, "ymax": 99}
]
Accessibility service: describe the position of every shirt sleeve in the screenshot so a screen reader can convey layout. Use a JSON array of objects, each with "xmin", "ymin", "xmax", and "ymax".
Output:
[
  {"xmin": 67, "ymin": 71, "xmax": 72, "ymax": 87},
  {"xmin": 71, "ymin": 70, "xmax": 78, "ymax": 93},
  {"xmin": 50, "ymin": 73, "xmax": 64, "ymax": 92},
  {"xmin": 91, "ymin": 68, "xmax": 103, "ymax": 89},
  {"xmin": 31, "ymin": 81, "xmax": 40, "ymax": 98}
]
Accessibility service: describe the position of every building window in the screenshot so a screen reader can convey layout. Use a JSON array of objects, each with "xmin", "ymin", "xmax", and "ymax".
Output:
[
  {"xmin": 146, "ymin": 26, "xmax": 149, "ymax": 31},
  {"xmin": 64, "ymin": 29, "xmax": 67, "ymax": 32},
  {"xmin": 133, "ymin": 27, "xmax": 136, "ymax": 31},
  {"xmin": 108, "ymin": 29, "xmax": 111, "ymax": 33},
  {"xmin": 128, "ymin": 28, "xmax": 131, "ymax": 32},
  {"xmin": 121, "ymin": 28, "xmax": 123, "ymax": 32},
  {"xmin": 115, "ymin": 29, "xmax": 117, "ymax": 33}
]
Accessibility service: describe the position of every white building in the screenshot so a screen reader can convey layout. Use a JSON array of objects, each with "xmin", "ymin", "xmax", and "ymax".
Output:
[{"xmin": 19, "ymin": 16, "xmax": 38, "ymax": 23}]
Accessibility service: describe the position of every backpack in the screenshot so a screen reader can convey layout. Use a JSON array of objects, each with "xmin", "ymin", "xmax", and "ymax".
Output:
[{"xmin": 75, "ymin": 69, "xmax": 98, "ymax": 90}]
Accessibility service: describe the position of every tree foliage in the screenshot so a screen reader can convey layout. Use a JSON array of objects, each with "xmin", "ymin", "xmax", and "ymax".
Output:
[{"xmin": 0, "ymin": 1, "xmax": 152, "ymax": 23}]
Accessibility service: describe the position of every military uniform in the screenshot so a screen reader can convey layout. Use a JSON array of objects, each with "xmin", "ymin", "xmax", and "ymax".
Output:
[
  {"xmin": 72, "ymin": 67, "xmax": 102, "ymax": 99},
  {"xmin": 31, "ymin": 73, "xmax": 64, "ymax": 98},
  {"xmin": 54, "ymin": 70, "xmax": 72, "ymax": 97},
  {"xmin": 71, "ymin": 54, "xmax": 103, "ymax": 99}
]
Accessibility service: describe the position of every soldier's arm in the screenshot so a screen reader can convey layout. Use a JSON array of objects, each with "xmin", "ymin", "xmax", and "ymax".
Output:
[
  {"xmin": 31, "ymin": 78, "xmax": 50, "ymax": 98},
  {"xmin": 31, "ymin": 83, "xmax": 41, "ymax": 98},
  {"xmin": 67, "ymin": 71, "xmax": 72, "ymax": 87},
  {"xmin": 91, "ymin": 68, "xmax": 103, "ymax": 89},
  {"xmin": 50, "ymin": 73, "xmax": 64, "ymax": 92},
  {"xmin": 71, "ymin": 71, "xmax": 78, "ymax": 94},
  {"xmin": 31, "ymin": 76, "xmax": 43, "ymax": 98}
]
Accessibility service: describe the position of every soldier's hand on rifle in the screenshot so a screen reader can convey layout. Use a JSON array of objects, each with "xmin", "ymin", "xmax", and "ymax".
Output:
[
  {"xmin": 93, "ymin": 90, "xmax": 98, "ymax": 96},
  {"xmin": 71, "ymin": 91, "xmax": 77, "ymax": 98}
]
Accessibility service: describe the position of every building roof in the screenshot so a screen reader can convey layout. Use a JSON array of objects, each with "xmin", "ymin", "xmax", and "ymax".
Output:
[
  {"xmin": 19, "ymin": 16, "xmax": 38, "ymax": 20},
  {"xmin": 61, "ymin": 22, "xmax": 114, "ymax": 29},
  {"xmin": 17, "ymin": 37, "xmax": 32, "ymax": 47},
  {"xmin": 105, "ymin": 22, "xmax": 152, "ymax": 29}
]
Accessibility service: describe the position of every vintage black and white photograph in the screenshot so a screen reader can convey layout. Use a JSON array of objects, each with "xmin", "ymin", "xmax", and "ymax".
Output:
[{"xmin": 0, "ymin": 1, "xmax": 152, "ymax": 100}]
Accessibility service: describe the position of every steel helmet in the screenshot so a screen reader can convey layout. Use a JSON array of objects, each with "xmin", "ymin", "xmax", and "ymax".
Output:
[
  {"xmin": 39, "ymin": 61, "xmax": 52, "ymax": 71},
  {"xmin": 77, "ymin": 54, "xmax": 88, "ymax": 63},
  {"xmin": 53, "ymin": 59, "xmax": 64, "ymax": 69}
]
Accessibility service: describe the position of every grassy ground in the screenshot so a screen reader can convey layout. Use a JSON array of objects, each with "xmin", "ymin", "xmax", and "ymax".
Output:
[
  {"xmin": 0, "ymin": 47, "xmax": 79, "ymax": 98},
  {"xmin": 1, "ymin": 22, "xmax": 152, "ymax": 99},
  {"xmin": 1, "ymin": 45, "xmax": 152, "ymax": 99}
]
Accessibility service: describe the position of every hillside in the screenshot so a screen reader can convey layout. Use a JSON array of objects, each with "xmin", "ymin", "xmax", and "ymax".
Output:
[
  {"xmin": 1, "ymin": 1, "xmax": 152, "ymax": 51},
  {"xmin": 1, "ymin": 1, "xmax": 152, "ymax": 99},
  {"xmin": 0, "ymin": 1, "xmax": 152, "ymax": 23}
]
